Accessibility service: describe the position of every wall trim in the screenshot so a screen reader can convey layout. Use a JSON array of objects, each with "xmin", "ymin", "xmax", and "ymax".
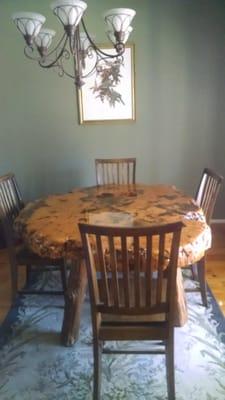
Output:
[{"xmin": 211, "ymin": 219, "xmax": 225, "ymax": 224}]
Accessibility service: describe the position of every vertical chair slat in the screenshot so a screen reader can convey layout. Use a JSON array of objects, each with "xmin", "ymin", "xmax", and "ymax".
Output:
[
  {"xmin": 133, "ymin": 161, "xmax": 136, "ymax": 184},
  {"xmin": 7, "ymin": 180, "xmax": 18, "ymax": 217},
  {"xmin": 207, "ymin": 179, "xmax": 217, "ymax": 214},
  {"xmin": 127, "ymin": 163, "xmax": 130, "ymax": 184},
  {"xmin": 96, "ymin": 234, "xmax": 110, "ymax": 306},
  {"xmin": 7, "ymin": 181, "xmax": 15, "ymax": 214},
  {"xmin": 207, "ymin": 178, "xmax": 216, "ymax": 214},
  {"xmin": 95, "ymin": 161, "xmax": 99, "ymax": 186},
  {"xmin": 113, "ymin": 164, "xmax": 117, "ymax": 184},
  {"xmin": 124, "ymin": 162, "xmax": 127, "ymax": 184},
  {"xmin": 156, "ymin": 233, "xmax": 165, "ymax": 305},
  {"xmin": 110, "ymin": 164, "xmax": 113, "ymax": 184},
  {"xmin": 117, "ymin": 163, "xmax": 120, "ymax": 184},
  {"xmin": 203, "ymin": 177, "xmax": 212, "ymax": 213},
  {"xmin": 108, "ymin": 235, "xmax": 120, "ymax": 307},
  {"xmin": 87, "ymin": 235, "xmax": 102, "ymax": 306},
  {"xmin": 0, "ymin": 186, "xmax": 10, "ymax": 216},
  {"xmin": 104, "ymin": 164, "xmax": 106, "ymax": 184},
  {"xmin": 204, "ymin": 177, "xmax": 216, "ymax": 220},
  {"xmin": 5, "ymin": 181, "xmax": 12, "ymax": 208},
  {"xmin": 120, "ymin": 163, "xmax": 123, "ymax": 184},
  {"xmin": 133, "ymin": 235, "xmax": 141, "ymax": 307},
  {"xmin": 12, "ymin": 175, "xmax": 23, "ymax": 207},
  {"xmin": 121, "ymin": 235, "xmax": 130, "ymax": 308},
  {"xmin": 107, "ymin": 164, "xmax": 110, "ymax": 184},
  {"xmin": 146, "ymin": 234, "xmax": 152, "ymax": 307},
  {"xmin": 2, "ymin": 183, "xmax": 12, "ymax": 215},
  {"xmin": 101, "ymin": 164, "xmax": 104, "ymax": 185}
]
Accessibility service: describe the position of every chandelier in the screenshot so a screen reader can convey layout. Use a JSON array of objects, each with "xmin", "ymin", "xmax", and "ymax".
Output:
[{"xmin": 12, "ymin": 1, "xmax": 136, "ymax": 90}]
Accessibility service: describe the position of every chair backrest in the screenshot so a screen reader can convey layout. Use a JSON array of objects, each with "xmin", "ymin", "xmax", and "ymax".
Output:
[
  {"xmin": 79, "ymin": 222, "xmax": 183, "ymax": 327},
  {"xmin": 0, "ymin": 173, "xmax": 24, "ymax": 245},
  {"xmin": 195, "ymin": 168, "xmax": 223, "ymax": 224},
  {"xmin": 95, "ymin": 158, "xmax": 136, "ymax": 185}
]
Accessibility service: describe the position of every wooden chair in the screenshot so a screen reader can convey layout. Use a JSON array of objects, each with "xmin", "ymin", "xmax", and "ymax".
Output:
[
  {"xmin": 79, "ymin": 221, "xmax": 184, "ymax": 400},
  {"xmin": 95, "ymin": 158, "xmax": 136, "ymax": 185},
  {"xmin": 186, "ymin": 168, "xmax": 223, "ymax": 307},
  {"xmin": 0, "ymin": 173, "xmax": 68, "ymax": 302}
]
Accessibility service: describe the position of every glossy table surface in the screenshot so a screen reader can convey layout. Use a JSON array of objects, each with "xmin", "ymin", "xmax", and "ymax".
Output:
[{"xmin": 15, "ymin": 183, "xmax": 211, "ymax": 267}]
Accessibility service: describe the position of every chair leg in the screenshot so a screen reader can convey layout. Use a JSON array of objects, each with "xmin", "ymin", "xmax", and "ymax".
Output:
[
  {"xmin": 93, "ymin": 340, "xmax": 102, "ymax": 400},
  {"xmin": 166, "ymin": 335, "xmax": 175, "ymax": 400},
  {"xmin": 197, "ymin": 256, "xmax": 208, "ymax": 307}
]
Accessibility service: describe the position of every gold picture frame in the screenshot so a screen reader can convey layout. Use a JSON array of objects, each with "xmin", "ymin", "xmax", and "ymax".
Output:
[{"xmin": 77, "ymin": 43, "xmax": 135, "ymax": 124}]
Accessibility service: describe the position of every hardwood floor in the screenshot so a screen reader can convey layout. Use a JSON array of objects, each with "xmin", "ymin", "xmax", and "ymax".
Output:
[{"xmin": 0, "ymin": 223, "xmax": 224, "ymax": 323}]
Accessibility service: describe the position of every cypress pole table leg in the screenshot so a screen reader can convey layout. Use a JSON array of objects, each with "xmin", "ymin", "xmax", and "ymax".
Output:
[
  {"xmin": 61, "ymin": 259, "xmax": 88, "ymax": 346},
  {"xmin": 174, "ymin": 268, "xmax": 188, "ymax": 327}
]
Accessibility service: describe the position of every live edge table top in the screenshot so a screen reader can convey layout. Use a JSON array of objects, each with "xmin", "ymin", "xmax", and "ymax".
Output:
[
  {"xmin": 15, "ymin": 184, "xmax": 211, "ymax": 268},
  {"xmin": 15, "ymin": 184, "xmax": 211, "ymax": 267}
]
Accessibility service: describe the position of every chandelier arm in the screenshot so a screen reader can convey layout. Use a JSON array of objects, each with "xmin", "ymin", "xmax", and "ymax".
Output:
[
  {"xmin": 81, "ymin": 18, "xmax": 125, "ymax": 58},
  {"xmin": 54, "ymin": 49, "xmax": 76, "ymax": 80},
  {"xmin": 61, "ymin": 70, "xmax": 75, "ymax": 79},
  {"xmin": 57, "ymin": 62, "xmax": 75, "ymax": 79},
  {"xmin": 81, "ymin": 59, "xmax": 98, "ymax": 79},
  {"xmin": 39, "ymin": 34, "xmax": 69, "ymax": 69}
]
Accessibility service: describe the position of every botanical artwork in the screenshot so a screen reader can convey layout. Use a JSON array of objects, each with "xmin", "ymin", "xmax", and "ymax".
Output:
[
  {"xmin": 77, "ymin": 44, "xmax": 135, "ymax": 123},
  {"xmin": 91, "ymin": 58, "xmax": 124, "ymax": 107},
  {"xmin": 0, "ymin": 272, "xmax": 225, "ymax": 400}
]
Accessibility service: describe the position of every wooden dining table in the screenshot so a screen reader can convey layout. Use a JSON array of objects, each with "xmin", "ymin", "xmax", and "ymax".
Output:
[{"xmin": 15, "ymin": 183, "xmax": 211, "ymax": 346}]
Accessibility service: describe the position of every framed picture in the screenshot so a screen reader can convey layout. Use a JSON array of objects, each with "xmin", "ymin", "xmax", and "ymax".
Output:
[{"xmin": 77, "ymin": 44, "xmax": 135, "ymax": 124}]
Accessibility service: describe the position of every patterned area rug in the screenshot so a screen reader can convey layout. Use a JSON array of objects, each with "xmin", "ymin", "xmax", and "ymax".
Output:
[{"xmin": 0, "ymin": 271, "xmax": 225, "ymax": 400}]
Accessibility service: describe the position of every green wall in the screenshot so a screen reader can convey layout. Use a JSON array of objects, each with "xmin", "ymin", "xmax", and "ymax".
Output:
[{"xmin": 1, "ymin": 0, "xmax": 225, "ymax": 217}]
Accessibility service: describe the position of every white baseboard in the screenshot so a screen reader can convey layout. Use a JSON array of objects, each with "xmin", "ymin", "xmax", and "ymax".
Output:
[{"xmin": 211, "ymin": 219, "xmax": 225, "ymax": 224}]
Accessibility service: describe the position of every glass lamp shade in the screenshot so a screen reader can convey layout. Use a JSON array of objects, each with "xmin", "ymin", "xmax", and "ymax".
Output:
[
  {"xmin": 35, "ymin": 29, "xmax": 56, "ymax": 55},
  {"xmin": 103, "ymin": 8, "xmax": 136, "ymax": 33},
  {"xmin": 107, "ymin": 26, "xmax": 133, "ymax": 45},
  {"xmin": 11, "ymin": 12, "xmax": 46, "ymax": 45},
  {"xmin": 79, "ymin": 32, "xmax": 95, "ymax": 51},
  {"xmin": 50, "ymin": 0, "xmax": 87, "ymax": 29}
]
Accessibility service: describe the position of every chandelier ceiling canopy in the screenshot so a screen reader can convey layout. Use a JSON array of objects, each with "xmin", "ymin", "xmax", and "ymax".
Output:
[{"xmin": 12, "ymin": 1, "xmax": 136, "ymax": 90}]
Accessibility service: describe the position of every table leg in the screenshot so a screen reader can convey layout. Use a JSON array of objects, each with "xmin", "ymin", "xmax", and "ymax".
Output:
[
  {"xmin": 61, "ymin": 258, "xmax": 88, "ymax": 346},
  {"xmin": 174, "ymin": 267, "xmax": 188, "ymax": 327}
]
